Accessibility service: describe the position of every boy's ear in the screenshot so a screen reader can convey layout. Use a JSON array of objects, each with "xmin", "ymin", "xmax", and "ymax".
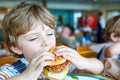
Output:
[
  {"xmin": 110, "ymin": 33, "xmax": 119, "ymax": 42},
  {"xmin": 10, "ymin": 46, "xmax": 23, "ymax": 55}
]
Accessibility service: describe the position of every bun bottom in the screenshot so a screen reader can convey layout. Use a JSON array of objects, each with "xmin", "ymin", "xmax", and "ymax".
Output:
[{"xmin": 42, "ymin": 65, "xmax": 69, "ymax": 80}]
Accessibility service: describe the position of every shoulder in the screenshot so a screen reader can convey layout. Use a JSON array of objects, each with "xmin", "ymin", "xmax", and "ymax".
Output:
[
  {"xmin": 0, "ymin": 64, "xmax": 19, "ymax": 79},
  {"xmin": 98, "ymin": 42, "xmax": 113, "ymax": 60},
  {"xmin": 0, "ymin": 58, "xmax": 27, "ymax": 79},
  {"xmin": 0, "ymin": 64, "xmax": 16, "ymax": 72},
  {"xmin": 102, "ymin": 42, "xmax": 113, "ymax": 51}
]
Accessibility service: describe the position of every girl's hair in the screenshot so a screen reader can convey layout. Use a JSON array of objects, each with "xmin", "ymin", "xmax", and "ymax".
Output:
[
  {"xmin": 105, "ymin": 15, "xmax": 120, "ymax": 41},
  {"xmin": 2, "ymin": 2, "xmax": 56, "ymax": 57}
]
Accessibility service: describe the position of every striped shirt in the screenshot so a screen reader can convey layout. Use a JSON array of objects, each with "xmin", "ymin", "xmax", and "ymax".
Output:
[{"xmin": 0, "ymin": 58, "xmax": 44, "ymax": 80}]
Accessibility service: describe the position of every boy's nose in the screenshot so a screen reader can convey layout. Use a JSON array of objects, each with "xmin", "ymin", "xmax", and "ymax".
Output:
[
  {"xmin": 41, "ymin": 37, "xmax": 49, "ymax": 47},
  {"xmin": 41, "ymin": 41, "xmax": 48, "ymax": 46}
]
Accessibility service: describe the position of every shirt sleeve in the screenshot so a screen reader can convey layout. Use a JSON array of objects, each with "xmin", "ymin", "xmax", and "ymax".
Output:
[
  {"xmin": 98, "ymin": 42, "xmax": 113, "ymax": 60},
  {"xmin": 0, "ymin": 64, "xmax": 19, "ymax": 80}
]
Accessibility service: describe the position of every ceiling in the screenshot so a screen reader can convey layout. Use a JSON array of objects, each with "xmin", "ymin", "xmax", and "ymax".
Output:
[
  {"xmin": 46, "ymin": 0, "xmax": 120, "ymax": 5},
  {"xmin": 1, "ymin": 0, "xmax": 120, "ymax": 4},
  {"xmin": 0, "ymin": 0, "xmax": 120, "ymax": 10}
]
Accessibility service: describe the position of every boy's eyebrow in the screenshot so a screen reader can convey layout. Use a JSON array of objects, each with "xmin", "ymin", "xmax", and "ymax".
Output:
[
  {"xmin": 24, "ymin": 29, "xmax": 54, "ymax": 37},
  {"xmin": 24, "ymin": 33, "xmax": 39, "ymax": 37}
]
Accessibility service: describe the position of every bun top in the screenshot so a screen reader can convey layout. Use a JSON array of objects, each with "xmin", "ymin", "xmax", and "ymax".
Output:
[
  {"xmin": 48, "ymin": 47, "xmax": 56, "ymax": 53},
  {"xmin": 48, "ymin": 47, "xmax": 66, "ymax": 66}
]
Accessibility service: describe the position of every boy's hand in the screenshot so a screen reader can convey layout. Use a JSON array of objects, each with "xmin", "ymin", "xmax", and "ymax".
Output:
[
  {"xmin": 54, "ymin": 45, "xmax": 86, "ymax": 69},
  {"xmin": 21, "ymin": 52, "xmax": 55, "ymax": 80},
  {"xmin": 54, "ymin": 46, "xmax": 104, "ymax": 74}
]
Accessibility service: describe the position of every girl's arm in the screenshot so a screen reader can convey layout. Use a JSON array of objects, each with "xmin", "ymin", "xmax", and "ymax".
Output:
[{"xmin": 78, "ymin": 57, "xmax": 104, "ymax": 74}]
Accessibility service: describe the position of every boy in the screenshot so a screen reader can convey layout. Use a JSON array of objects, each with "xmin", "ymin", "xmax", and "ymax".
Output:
[
  {"xmin": 98, "ymin": 15, "xmax": 120, "ymax": 60},
  {"xmin": 0, "ymin": 2, "xmax": 104, "ymax": 80},
  {"xmin": 97, "ymin": 15, "xmax": 120, "ymax": 80}
]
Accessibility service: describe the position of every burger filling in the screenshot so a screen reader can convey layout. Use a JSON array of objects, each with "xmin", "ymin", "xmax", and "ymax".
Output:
[{"xmin": 45, "ymin": 60, "xmax": 70, "ymax": 73}]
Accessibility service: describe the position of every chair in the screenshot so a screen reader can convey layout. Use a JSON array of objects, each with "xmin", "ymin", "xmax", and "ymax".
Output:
[
  {"xmin": 74, "ymin": 32, "xmax": 84, "ymax": 45},
  {"xmin": 76, "ymin": 45, "xmax": 97, "ymax": 58},
  {"xmin": 55, "ymin": 33, "xmax": 60, "ymax": 38},
  {"xmin": 0, "ymin": 56, "xmax": 18, "ymax": 66}
]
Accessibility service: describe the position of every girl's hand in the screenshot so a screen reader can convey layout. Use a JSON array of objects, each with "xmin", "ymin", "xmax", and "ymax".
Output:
[
  {"xmin": 21, "ymin": 52, "xmax": 55, "ymax": 80},
  {"xmin": 54, "ymin": 45, "xmax": 86, "ymax": 69}
]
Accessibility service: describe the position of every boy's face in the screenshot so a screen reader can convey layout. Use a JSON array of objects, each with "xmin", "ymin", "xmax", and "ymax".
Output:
[{"xmin": 14, "ymin": 22, "xmax": 56, "ymax": 61}]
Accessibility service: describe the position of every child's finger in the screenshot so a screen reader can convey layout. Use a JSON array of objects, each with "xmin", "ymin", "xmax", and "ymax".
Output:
[
  {"xmin": 55, "ymin": 47, "xmax": 78, "ymax": 56},
  {"xmin": 31, "ymin": 52, "xmax": 54, "ymax": 62},
  {"xmin": 29, "ymin": 52, "xmax": 54, "ymax": 68},
  {"xmin": 34, "ymin": 53, "xmax": 55, "ymax": 67},
  {"xmin": 37, "ymin": 61, "xmax": 51, "ymax": 73},
  {"xmin": 56, "ymin": 45, "xmax": 68, "ymax": 50}
]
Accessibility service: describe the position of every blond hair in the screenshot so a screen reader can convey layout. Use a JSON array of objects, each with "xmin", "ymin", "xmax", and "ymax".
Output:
[
  {"xmin": 105, "ymin": 15, "xmax": 120, "ymax": 41},
  {"xmin": 2, "ymin": 2, "xmax": 56, "ymax": 57}
]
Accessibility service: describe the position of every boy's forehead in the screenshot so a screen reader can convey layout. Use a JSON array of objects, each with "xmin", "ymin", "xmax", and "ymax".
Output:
[
  {"xmin": 31, "ymin": 21, "xmax": 51, "ymax": 30},
  {"xmin": 24, "ymin": 23, "xmax": 52, "ymax": 36},
  {"xmin": 30, "ymin": 21, "xmax": 43, "ymax": 30}
]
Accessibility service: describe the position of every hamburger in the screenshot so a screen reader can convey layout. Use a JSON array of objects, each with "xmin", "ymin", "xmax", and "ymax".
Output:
[{"xmin": 42, "ymin": 47, "xmax": 70, "ymax": 80}]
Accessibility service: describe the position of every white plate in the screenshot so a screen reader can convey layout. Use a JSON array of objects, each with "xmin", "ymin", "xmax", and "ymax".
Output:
[{"xmin": 64, "ymin": 74, "xmax": 105, "ymax": 80}]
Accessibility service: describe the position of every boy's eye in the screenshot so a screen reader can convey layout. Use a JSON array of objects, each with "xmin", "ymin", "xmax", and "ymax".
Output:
[
  {"xmin": 29, "ymin": 37, "xmax": 38, "ymax": 41},
  {"xmin": 47, "ymin": 33, "xmax": 54, "ymax": 36}
]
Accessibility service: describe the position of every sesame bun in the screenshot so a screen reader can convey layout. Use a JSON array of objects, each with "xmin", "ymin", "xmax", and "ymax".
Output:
[{"xmin": 47, "ymin": 47, "xmax": 67, "ymax": 66}]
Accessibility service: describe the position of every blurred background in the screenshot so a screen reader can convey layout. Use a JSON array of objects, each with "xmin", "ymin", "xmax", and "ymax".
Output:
[
  {"xmin": 0, "ymin": 0, "xmax": 120, "ymax": 57},
  {"xmin": 1, "ymin": 0, "xmax": 120, "ymax": 27}
]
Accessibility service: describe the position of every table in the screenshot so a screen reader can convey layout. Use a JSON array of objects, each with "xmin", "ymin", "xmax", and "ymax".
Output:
[
  {"xmin": 38, "ymin": 74, "xmax": 114, "ymax": 80},
  {"xmin": 71, "ymin": 69, "xmax": 114, "ymax": 80},
  {"xmin": 65, "ymin": 74, "xmax": 114, "ymax": 80}
]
